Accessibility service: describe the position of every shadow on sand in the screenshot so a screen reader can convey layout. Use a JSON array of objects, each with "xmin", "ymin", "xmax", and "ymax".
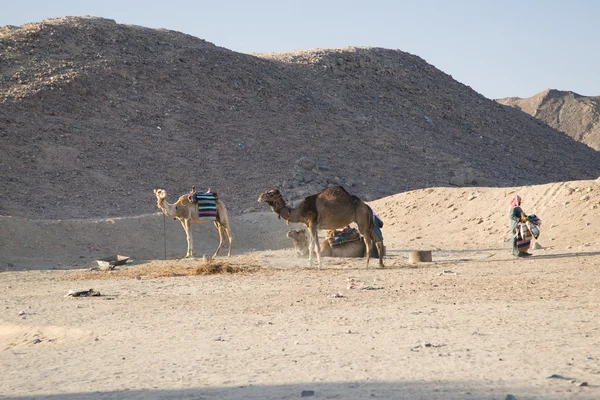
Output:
[{"xmin": 2, "ymin": 380, "xmax": 541, "ymax": 400}]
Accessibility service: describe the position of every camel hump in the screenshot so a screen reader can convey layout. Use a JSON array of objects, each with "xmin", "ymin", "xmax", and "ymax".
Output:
[{"xmin": 318, "ymin": 186, "xmax": 360, "ymax": 202}]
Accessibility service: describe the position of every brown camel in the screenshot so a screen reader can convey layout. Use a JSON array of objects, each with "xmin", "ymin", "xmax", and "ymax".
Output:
[
  {"xmin": 258, "ymin": 186, "xmax": 383, "ymax": 268},
  {"xmin": 154, "ymin": 188, "xmax": 233, "ymax": 258},
  {"xmin": 287, "ymin": 228, "xmax": 366, "ymax": 258}
]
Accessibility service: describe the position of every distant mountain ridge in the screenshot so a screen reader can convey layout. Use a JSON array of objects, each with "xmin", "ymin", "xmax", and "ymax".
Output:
[
  {"xmin": 1, "ymin": 16, "xmax": 599, "ymax": 219},
  {"xmin": 497, "ymin": 89, "xmax": 600, "ymax": 150}
]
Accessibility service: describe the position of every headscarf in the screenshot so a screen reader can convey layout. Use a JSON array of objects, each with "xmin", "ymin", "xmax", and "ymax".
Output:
[{"xmin": 509, "ymin": 195, "xmax": 521, "ymax": 209}]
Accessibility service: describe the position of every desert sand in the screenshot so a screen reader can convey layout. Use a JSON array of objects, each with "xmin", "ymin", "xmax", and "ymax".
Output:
[{"xmin": 1, "ymin": 180, "xmax": 599, "ymax": 400}]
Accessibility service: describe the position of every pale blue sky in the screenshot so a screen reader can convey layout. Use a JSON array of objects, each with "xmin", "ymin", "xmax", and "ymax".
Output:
[{"xmin": 2, "ymin": 0, "xmax": 598, "ymax": 100}]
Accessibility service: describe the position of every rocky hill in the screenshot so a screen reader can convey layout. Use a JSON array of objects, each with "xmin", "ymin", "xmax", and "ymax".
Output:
[
  {"xmin": 497, "ymin": 89, "xmax": 600, "ymax": 150},
  {"xmin": 1, "ymin": 16, "xmax": 599, "ymax": 219}
]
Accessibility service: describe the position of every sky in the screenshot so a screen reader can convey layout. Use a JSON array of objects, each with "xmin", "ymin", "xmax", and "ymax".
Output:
[{"xmin": 2, "ymin": 0, "xmax": 599, "ymax": 100}]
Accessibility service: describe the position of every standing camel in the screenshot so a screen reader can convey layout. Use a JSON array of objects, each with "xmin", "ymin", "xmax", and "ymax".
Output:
[
  {"xmin": 154, "ymin": 188, "xmax": 233, "ymax": 258},
  {"xmin": 258, "ymin": 186, "xmax": 383, "ymax": 268}
]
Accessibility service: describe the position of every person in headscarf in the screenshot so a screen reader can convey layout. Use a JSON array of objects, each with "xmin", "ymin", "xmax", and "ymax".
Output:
[{"xmin": 509, "ymin": 195, "xmax": 530, "ymax": 257}]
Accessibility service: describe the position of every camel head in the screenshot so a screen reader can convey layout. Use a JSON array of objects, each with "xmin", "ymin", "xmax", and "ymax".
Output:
[
  {"xmin": 154, "ymin": 188, "xmax": 173, "ymax": 217},
  {"xmin": 286, "ymin": 228, "xmax": 309, "ymax": 257},
  {"xmin": 154, "ymin": 188, "xmax": 167, "ymax": 201},
  {"xmin": 286, "ymin": 228, "xmax": 306, "ymax": 241},
  {"xmin": 258, "ymin": 189, "xmax": 283, "ymax": 205},
  {"xmin": 258, "ymin": 189, "xmax": 289, "ymax": 222}
]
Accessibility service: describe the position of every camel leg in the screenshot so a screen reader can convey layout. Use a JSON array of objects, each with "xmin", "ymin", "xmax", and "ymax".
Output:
[
  {"xmin": 364, "ymin": 236, "xmax": 372, "ymax": 268},
  {"xmin": 373, "ymin": 236, "xmax": 384, "ymax": 268},
  {"xmin": 212, "ymin": 221, "xmax": 225, "ymax": 258},
  {"xmin": 308, "ymin": 224, "xmax": 322, "ymax": 268},
  {"xmin": 181, "ymin": 219, "xmax": 193, "ymax": 258},
  {"xmin": 365, "ymin": 227, "xmax": 384, "ymax": 268},
  {"xmin": 224, "ymin": 226, "xmax": 233, "ymax": 257},
  {"xmin": 307, "ymin": 231, "xmax": 315, "ymax": 267}
]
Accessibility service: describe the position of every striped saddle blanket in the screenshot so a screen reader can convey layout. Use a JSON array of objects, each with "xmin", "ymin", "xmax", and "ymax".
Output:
[
  {"xmin": 326, "ymin": 227, "xmax": 361, "ymax": 247},
  {"xmin": 191, "ymin": 193, "xmax": 217, "ymax": 221}
]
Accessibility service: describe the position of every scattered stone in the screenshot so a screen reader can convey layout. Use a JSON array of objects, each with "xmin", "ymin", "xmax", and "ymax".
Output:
[
  {"xmin": 65, "ymin": 289, "xmax": 101, "ymax": 297},
  {"xmin": 18, "ymin": 310, "xmax": 25, "ymax": 316},
  {"xmin": 214, "ymin": 336, "xmax": 223, "ymax": 341},
  {"xmin": 296, "ymin": 156, "xmax": 316, "ymax": 171},
  {"xmin": 439, "ymin": 270, "xmax": 457, "ymax": 276},
  {"xmin": 300, "ymin": 390, "xmax": 315, "ymax": 397},
  {"xmin": 547, "ymin": 374, "xmax": 572, "ymax": 380},
  {"xmin": 449, "ymin": 167, "xmax": 477, "ymax": 186},
  {"xmin": 579, "ymin": 382, "xmax": 588, "ymax": 387},
  {"xmin": 348, "ymin": 281, "xmax": 383, "ymax": 290},
  {"xmin": 32, "ymin": 338, "xmax": 42, "ymax": 344}
]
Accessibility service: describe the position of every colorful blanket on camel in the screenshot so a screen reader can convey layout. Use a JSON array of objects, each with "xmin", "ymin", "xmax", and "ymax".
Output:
[
  {"xmin": 326, "ymin": 227, "xmax": 361, "ymax": 247},
  {"xmin": 191, "ymin": 192, "xmax": 217, "ymax": 221}
]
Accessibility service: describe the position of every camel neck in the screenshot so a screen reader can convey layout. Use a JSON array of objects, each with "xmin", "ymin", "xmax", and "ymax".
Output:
[
  {"xmin": 278, "ymin": 205, "xmax": 291, "ymax": 221},
  {"xmin": 271, "ymin": 197, "xmax": 293, "ymax": 222},
  {"xmin": 158, "ymin": 198, "xmax": 178, "ymax": 217}
]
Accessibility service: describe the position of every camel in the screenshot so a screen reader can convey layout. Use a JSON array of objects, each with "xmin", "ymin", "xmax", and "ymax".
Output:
[
  {"xmin": 286, "ymin": 229, "xmax": 310, "ymax": 258},
  {"xmin": 258, "ymin": 186, "xmax": 383, "ymax": 268},
  {"xmin": 154, "ymin": 188, "xmax": 233, "ymax": 258},
  {"xmin": 287, "ymin": 228, "xmax": 366, "ymax": 258}
]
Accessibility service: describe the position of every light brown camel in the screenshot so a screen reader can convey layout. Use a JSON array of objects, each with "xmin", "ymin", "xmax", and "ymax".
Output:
[
  {"xmin": 287, "ymin": 228, "xmax": 366, "ymax": 258},
  {"xmin": 258, "ymin": 186, "xmax": 383, "ymax": 268},
  {"xmin": 286, "ymin": 229, "xmax": 310, "ymax": 258},
  {"xmin": 154, "ymin": 188, "xmax": 233, "ymax": 258}
]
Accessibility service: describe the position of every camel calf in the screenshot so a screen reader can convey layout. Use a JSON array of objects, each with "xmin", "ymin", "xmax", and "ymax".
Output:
[{"xmin": 287, "ymin": 228, "xmax": 366, "ymax": 258}]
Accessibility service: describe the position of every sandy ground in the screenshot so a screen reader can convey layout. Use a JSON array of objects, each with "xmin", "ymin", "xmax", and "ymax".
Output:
[{"xmin": 1, "ymin": 180, "xmax": 600, "ymax": 399}]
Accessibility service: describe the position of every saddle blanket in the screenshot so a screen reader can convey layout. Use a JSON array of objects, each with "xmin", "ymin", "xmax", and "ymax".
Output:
[
  {"xmin": 327, "ymin": 227, "xmax": 361, "ymax": 247},
  {"xmin": 191, "ymin": 193, "xmax": 217, "ymax": 221}
]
